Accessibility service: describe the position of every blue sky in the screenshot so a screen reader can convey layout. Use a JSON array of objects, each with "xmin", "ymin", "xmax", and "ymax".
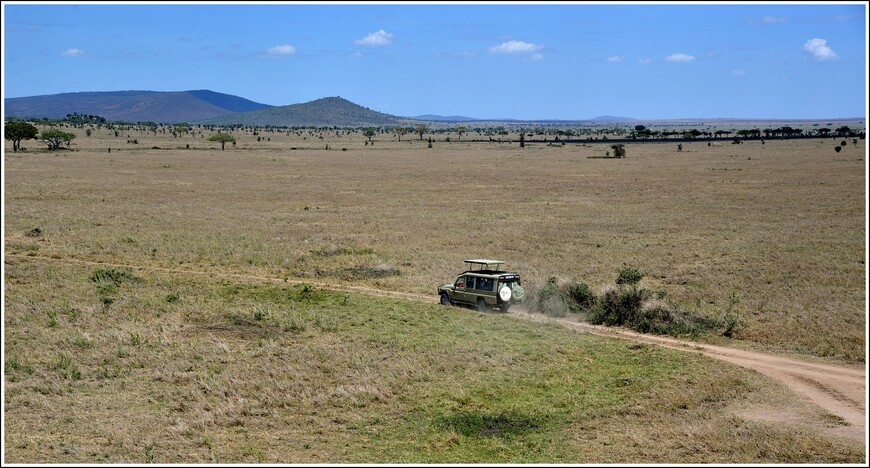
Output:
[{"xmin": 2, "ymin": 2, "xmax": 867, "ymax": 120}]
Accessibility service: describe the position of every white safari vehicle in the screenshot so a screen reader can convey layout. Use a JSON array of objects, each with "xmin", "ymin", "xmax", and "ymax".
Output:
[{"xmin": 438, "ymin": 259, "xmax": 525, "ymax": 311}]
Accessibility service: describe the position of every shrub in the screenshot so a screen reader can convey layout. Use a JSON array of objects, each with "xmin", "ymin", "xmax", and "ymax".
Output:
[
  {"xmin": 589, "ymin": 284, "xmax": 650, "ymax": 326},
  {"xmin": 718, "ymin": 292, "xmax": 746, "ymax": 338},
  {"xmin": 610, "ymin": 144, "xmax": 625, "ymax": 158},
  {"xmin": 834, "ymin": 146, "xmax": 842, "ymax": 153},
  {"xmin": 632, "ymin": 300, "xmax": 674, "ymax": 334},
  {"xmin": 535, "ymin": 276, "xmax": 570, "ymax": 317},
  {"xmin": 566, "ymin": 282, "xmax": 596, "ymax": 311},
  {"xmin": 615, "ymin": 267, "xmax": 643, "ymax": 286}
]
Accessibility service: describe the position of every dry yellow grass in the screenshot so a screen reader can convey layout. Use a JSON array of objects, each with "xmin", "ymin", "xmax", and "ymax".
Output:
[
  {"xmin": 5, "ymin": 125, "xmax": 865, "ymax": 362},
  {"xmin": 3, "ymin": 124, "xmax": 867, "ymax": 463}
]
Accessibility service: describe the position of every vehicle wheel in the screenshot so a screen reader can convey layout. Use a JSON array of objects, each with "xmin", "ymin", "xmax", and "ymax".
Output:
[
  {"xmin": 440, "ymin": 293, "xmax": 452, "ymax": 306},
  {"xmin": 476, "ymin": 298, "xmax": 488, "ymax": 312}
]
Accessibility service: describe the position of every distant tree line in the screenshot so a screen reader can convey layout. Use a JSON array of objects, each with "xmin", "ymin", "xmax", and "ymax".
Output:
[{"xmin": 63, "ymin": 113, "xmax": 107, "ymax": 124}]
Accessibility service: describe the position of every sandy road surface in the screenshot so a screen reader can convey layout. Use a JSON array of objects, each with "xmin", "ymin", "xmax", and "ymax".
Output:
[{"xmin": 5, "ymin": 254, "xmax": 867, "ymax": 443}]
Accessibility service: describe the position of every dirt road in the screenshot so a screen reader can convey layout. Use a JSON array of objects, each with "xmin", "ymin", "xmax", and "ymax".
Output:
[
  {"xmin": 509, "ymin": 310, "xmax": 866, "ymax": 443},
  {"xmin": 6, "ymin": 254, "xmax": 867, "ymax": 443}
]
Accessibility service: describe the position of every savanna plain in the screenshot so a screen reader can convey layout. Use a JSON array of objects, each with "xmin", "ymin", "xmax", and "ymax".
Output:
[{"xmin": 3, "ymin": 124, "xmax": 867, "ymax": 463}]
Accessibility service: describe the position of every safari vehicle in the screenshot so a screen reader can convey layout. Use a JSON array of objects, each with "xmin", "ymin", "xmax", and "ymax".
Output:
[{"xmin": 438, "ymin": 259, "xmax": 525, "ymax": 312}]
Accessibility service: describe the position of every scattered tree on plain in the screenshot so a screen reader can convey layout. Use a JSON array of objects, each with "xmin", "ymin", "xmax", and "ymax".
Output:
[
  {"xmin": 207, "ymin": 132, "xmax": 236, "ymax": 151},
  {"xmin": 610, "ymin": 143, "xmax": 625, "ymax": 158},
  {"xmin": 40, "ymin": 128, "xmax": 76, "ymax": 150},
  {"xmin": 5, "ymin": 121, "xmax": 39, "ymax": 152},
  {"xmin": 415, "ymin": 123, "xmax": 428, "ymax": 141}
]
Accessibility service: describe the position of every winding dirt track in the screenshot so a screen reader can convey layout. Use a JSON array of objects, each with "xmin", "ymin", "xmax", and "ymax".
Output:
[{"xmin": 5, "ymin": 254, "xmax": 867, "ymax": 443}]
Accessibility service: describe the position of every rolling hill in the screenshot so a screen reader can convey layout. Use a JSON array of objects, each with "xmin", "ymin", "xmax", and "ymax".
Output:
[
  {"xmin": 4, "ymin": 90, "xmax": 272, "ymax": 123},
  {"xmin": 197, "ymin": 96, "xmax": 415, "ymax": 127}
]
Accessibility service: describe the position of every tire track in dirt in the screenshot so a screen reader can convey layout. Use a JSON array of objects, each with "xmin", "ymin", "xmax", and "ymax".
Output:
[{"xmin": 6, "ymin": 254, "xmax": 867, "ymax": 443}]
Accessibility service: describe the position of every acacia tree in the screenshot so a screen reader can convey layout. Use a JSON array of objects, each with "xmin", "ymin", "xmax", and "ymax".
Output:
[
  {"xmin": 836, "ymin": 126, "xmax": 852, "ymax": 137},
  {"xmin": 393, "ymin": 126, "xmax": 408, "ymax": 141},
  {"xmin": 610, "ymin": 143, "xmax": 626, "ymax": 158},
  {"xmin": 415, "ymin": 123, "xmax": 428, "ymax": 141},
  {"xmin": 5, "ymin": 121, "xmax": 39, "ymax": 152},
  {"xmin": 457, "ymin": 126, "xmax": 466, "ymax": 140},
  {"xmin": 40, "ymin": 128, "xmax": 76, "ymax": 150},
  {"xmin": 364, "ymin": 128, "xmax": 376, "ymax": 142},
  {"xmin": 207, "ymin": 132, "xmax": 236, "ymax": 150}
]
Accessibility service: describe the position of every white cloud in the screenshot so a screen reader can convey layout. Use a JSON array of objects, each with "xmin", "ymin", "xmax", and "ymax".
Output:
[
  {"xmin": 488, "ymin": 40, "xmax": 541, "ymax": 55},
  {"xmin": 803, "ymin": 38, "xmax": 838, "ymax": 61},
  {"xmin": 61, "ymin": 48, "xmax": 84, "ymax": 57},
  {"xmin": 761, "ymin": 16, "xmax": 787, "ymax": 24},
  {"xmin": 267, "ymin": 44, "xmax": 296, "ymax": 56},
  {"xmin": 664, "ymin": 53, "xmax": 696, "ymax": 63},
  {"xmin": 524, "ymin": 52, "xmax": 543, "ymax": 62},
  {"xmin": 355, "ymin": 29, "xmax": 394, "ymax": 47},
  {"xmin": 607, "ymin": 55, "xmax": 624, "ymax": 63},
  {"xmin": 638, "ymin": 58, "xmax": 653, "ymax": 64},
  {"xmin": 731, "ymin": 68, "xmax": 745, "ymax": 76}
]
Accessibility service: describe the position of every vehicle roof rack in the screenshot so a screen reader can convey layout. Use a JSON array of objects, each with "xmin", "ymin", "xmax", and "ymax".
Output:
[{"xmin": 464, "ymin": 259, "xmax": 505, "ymax": 270}]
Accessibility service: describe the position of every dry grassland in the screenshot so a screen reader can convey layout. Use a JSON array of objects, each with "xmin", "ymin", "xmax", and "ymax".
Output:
[
  {"xmin": 3, "ymin": 125, "xmax": 867, "ymax": 463},
  {"xmin": 3, "ymin": 259, "xmax": 864, "ymax": 463},
  {"xmin": 5, "ymin": 126, "xmax": 866, "ymax": 362}
]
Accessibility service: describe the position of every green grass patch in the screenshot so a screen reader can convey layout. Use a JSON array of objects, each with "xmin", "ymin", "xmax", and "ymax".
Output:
[{"xmin": 3, "ymin": 260, "xmax": 863, "ymax": 463}]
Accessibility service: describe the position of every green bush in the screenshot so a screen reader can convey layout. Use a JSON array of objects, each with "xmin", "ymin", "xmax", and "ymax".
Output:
[
  {"xmin": 615, "ymin": 267, "xmax": 643, "ymax": 286},
  {"xmin": 589, "ymin": 285, "xmax": 650, "ymax": 326},
  {"xmin": 535, "ymin": 276, "xmax": 570, "ymax": 317},
  {"xmin": 632, "ymin": 301, "xmax": 673, "ymax": 334},
  {"xmin": 633, "ymin": 302, "xmax": 716, "ymax": 338},
  {"xmin": 566, "ymin": 282, "xmax": 596, "ymax": 311}
]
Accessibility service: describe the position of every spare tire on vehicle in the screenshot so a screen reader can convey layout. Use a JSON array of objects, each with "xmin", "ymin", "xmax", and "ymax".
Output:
[
  {"xmin": 499, "ymin": 286, "xmax": 512, "ymax": 302},
  {"xmin": 512, "ymin": 284, "xmax": 525, "ymax": 302}
]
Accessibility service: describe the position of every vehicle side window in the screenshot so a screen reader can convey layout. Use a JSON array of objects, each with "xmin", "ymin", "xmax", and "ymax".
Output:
[
  {"xmin": 466, "ymin": 277, "xmax": 476, "ymax": 290},
  {"xmin": 476, "ymin": 278, "xmax": 492, "ymax": 291}
]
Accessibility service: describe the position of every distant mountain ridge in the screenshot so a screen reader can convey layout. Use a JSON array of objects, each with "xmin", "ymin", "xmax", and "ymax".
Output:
[
  {"xmin": 4, "ymin": 90, "xmax": 272, "ymax": 123},
  {"xmin": 198, "ymin": 96, "xmax": 415, "ymax": 127},
  {"xmin": 5, "ymin": 89, "xmax": 647, "ymax": 126}
]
